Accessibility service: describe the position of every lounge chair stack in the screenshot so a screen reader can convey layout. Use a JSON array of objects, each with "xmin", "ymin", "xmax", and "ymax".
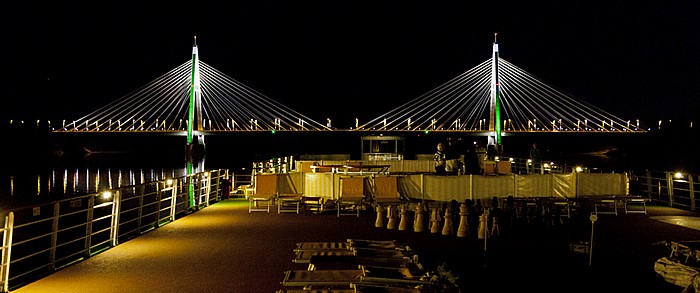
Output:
[{"xmin": 280, "ymin": 239, "xmax": 439, "ymax": 292}]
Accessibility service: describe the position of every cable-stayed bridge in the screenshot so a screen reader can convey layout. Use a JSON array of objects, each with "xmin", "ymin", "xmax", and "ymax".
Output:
[{"xmin": 53, "ymin": 37, "xmax": 644, "ymax": 135}]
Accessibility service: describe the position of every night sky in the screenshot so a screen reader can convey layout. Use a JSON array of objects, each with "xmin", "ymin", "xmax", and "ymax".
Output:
[{"xmin": 3, "ymin": 1, "xmax": 699, "ymax": 127}]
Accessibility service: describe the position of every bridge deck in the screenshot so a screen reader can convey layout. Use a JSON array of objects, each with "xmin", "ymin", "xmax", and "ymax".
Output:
[{"xmin": 13, "ymin": 199, "xmax": 699, "ymax": 292}]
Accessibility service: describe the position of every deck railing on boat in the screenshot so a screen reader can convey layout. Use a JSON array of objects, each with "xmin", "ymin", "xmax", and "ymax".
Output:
[
  {"xmin": 0, "ymin": 169, "xmax": 228, "ymax": 292},
  {"xmin": 634, "ymin": 170, "xmax": 699, "ymax": 211}
]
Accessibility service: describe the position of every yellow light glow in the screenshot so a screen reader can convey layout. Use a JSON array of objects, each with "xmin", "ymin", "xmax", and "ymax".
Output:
[
  {"xmin": 675, "ymin": 172, "xmax": 684, "ymax": 179},
  {"xmin": 101, "ymin": 191, "xmax": 112, "ymax": 200},
  {"xmin": 167, "ymin": 179, "xmax": 174, "ymax": 186},
  {"xmin": 576, "ymin": 166, "xmax": 583, "ymax": 172}
]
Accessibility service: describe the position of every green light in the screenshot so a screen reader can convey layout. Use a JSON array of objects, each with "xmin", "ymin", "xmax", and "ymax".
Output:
[
  {"xmin": 271, "ymin": 130, "xmax": 276, "ymax": 134},
  {"xmin": 424, "ymin": 130, "xmax": 429, "ymax": 134}
]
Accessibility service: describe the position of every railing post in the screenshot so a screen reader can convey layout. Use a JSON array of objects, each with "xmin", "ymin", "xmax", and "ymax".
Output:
[
  {"xmin": 690, "ymin": 175, "xmax": 696, "ymax": 212},
  {"xmin": 137, "ymin": 185, "xmax": 145, "ymax": 232},
  {"xmin": 110, "ymin": 190, "xmax": 121, "ymax": 247},
  {"xmin": 666, "ymin": 172, "xmax": 675, "ymax": 207},
  {"xmin": 170, "ymin": 180, "xmax": 178, "ymax": 221},
  {"xmin": 206, "ymin": 172, "xmax": 213, "ymax": 205},
  {"xmin": 214, "ymin": 170, "xmax": 221, "ymax": 201},
  {"xmin": 155, "ymin": 181, "xmax": 162, "ymax": 228},
  {"xmin": 49, "ymin": 202, "xmax": 60, "ymax": 271},
  {"xmin": 1, "ymin": 212, "xmax": 15, "ymax": 293},
  {"xmin": 84, "ymin": 196, "xmax": 95, "ymax": 258}
]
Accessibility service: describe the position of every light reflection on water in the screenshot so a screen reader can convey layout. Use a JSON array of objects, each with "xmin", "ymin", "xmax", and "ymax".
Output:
[{"xmin": 1, "ymin": 159, "xmax": 207, "ymax": 210}]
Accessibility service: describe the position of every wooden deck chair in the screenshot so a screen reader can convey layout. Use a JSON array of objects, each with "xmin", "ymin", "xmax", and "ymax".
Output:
[
  {"xmin": 249, "ymin": 173, "xmax": 277, "ymax": 213},
  {"xmin": 373, "ymin": 175, "xmax": 403, "ymax": 206},
  {"xmin": 337, "ymin": 176, "xmax": 367, "ymax": 217}
]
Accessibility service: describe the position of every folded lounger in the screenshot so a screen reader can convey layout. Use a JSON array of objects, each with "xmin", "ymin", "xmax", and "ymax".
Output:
[
  {"xmin": 295, "ymin": 239, "xmax": 403, "ymax": 252},
  {"xmin": 293, "ymin": 249, "xmax": 413, "ymax": 270},
  {"xmin": 281, "ymin": 266, "xmax": 434, "ymax": 289},
  {"xmin": 276, "ymin": 286, "xmax": 424, "ymax": 293}
]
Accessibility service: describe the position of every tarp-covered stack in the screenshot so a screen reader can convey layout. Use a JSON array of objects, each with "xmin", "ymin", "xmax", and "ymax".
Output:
[{"xmin": 654, "ymin": 241, "xmax": 700, "ymax": 292}]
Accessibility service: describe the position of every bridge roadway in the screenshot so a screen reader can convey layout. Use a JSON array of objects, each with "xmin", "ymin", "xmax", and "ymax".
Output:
[{"xmin": 12, "ymin": 198, "xmax": 700, "ymax": 293}]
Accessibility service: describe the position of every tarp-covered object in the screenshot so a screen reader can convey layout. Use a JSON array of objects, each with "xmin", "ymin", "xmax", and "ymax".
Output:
[
  {"xmin": 577, "ymin": 173, "xmax": 628, "ymax": 196},
  {"xmin": 654, "ymin": 256, "xmax": 698, "ymax": 290}
]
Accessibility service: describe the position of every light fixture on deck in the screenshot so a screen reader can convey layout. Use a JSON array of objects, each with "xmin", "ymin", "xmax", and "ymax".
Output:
[{"xmin": 101, "ymin": 191, "xmax": 112, "ymax": 200}]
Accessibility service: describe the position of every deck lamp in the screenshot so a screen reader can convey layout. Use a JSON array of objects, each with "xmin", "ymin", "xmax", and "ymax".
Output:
[{"xmin": 101, "ymin": 191, "xmax": 112, "ymax": 200}]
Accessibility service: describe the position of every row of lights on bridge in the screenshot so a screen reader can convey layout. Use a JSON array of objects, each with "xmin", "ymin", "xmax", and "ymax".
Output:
[{"xmin": 7, "ymin": 118, "xmax": 693, "ymax": 132}]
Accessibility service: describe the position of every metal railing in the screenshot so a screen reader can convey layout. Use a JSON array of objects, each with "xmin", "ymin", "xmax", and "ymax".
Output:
[
  {"xmin": 0, "ymin": 169, "xmax": 228, "ymax": 292},
  {"xmin": 634, "ymin": 169, "xmax": 699, "ymax": 211}
]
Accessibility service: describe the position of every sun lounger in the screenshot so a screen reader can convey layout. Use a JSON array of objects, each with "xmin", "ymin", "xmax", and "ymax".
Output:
[
  {"xmin": 292, "ymin": 240, "xmax": 418, "ymax": 271},
  {"xmin": 249, "ymin": 173, "xmax": 278, "ymax": 213},
  {"xmin": 372, "ymin": 175, "xmax": 403, "ymax": 206},
  {"xmin": 337, "ymin": 177, "xmax": 368, "ymax": 217},
  {"xmin": 293, "ymin": 249, "xmax": 413, "ymax": 269},
  {"xmin": 281, "ymin": 266, "xmax": 434, "ymax": 289},
  {"xmin": 276, "ymin": 287, "xmax": 423, "ymax": 293},
  {"xmin": 276, "ymin": 289, "xmax": 356, "ymax": 293},
  {"xmin": 294, "ymin": 239, "xmax": 401, "ymax": 252}
]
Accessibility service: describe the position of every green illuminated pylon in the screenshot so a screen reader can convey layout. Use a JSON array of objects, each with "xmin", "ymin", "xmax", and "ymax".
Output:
[
  {"xmin": 489, "ymin": 33, "xmax": 502, "ymax": 145},
  {"xmin": 187, "ymin": 159, "xmax": 195, "ymax": 208},
  {"xmin": 187, "ymin": 36, "xmax": 202, "ymax": 145}
]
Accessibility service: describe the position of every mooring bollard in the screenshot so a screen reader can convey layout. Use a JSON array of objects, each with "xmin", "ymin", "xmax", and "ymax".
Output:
[{"xmin": 457, "ymin": 203, "xmax": 470, "ymax": 237}]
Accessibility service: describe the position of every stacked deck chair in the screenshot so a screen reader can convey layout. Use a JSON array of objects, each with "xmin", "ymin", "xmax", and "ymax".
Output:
[
  {"xmin": 281, "ymin": 239, "xmax": 442, "ymax": 292},
  {"xmin": 281, "ymin": 264, "xmax": 436, "ymax": 292},
  {"xmin": 277, "ymin": 286, "xmax": 423, "ymax": 293},
  {"xmin": 293, "ymin": 239, "xmax": 418, "ymax": 271}
]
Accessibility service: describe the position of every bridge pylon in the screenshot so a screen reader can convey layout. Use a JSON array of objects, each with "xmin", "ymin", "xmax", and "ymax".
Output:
[
  {"xmin": 186, "ymin": 36, "xmax": 205, "ymax": 158},
  {"xmin": 487, "ymin": 33, "xmax": 503, "ymax": 158}
]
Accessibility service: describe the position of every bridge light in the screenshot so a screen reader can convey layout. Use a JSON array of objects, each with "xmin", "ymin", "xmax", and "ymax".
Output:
[
  {"xmin": 424, "ymin": 130, "xmax": 429, "ymax": 135},
  {"xmin": 271, "ymin": 130, "xmax": 276, "ymax": 134}
]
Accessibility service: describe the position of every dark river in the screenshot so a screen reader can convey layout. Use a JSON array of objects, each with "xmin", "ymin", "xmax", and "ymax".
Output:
[{"xmin": 2, "ymin": 125, "xmax": 697, "ymax": 210}]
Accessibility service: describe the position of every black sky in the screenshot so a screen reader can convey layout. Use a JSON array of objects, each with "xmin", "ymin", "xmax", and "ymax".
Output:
[{"xmin": 3, "ymin": 1, "xmax": 698, "ymax": 127}]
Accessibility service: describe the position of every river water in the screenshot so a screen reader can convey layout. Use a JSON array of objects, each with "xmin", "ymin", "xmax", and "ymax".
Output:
[{"xmin": 2, "ymin": 127, "xmax": 697, "ymax": 210}]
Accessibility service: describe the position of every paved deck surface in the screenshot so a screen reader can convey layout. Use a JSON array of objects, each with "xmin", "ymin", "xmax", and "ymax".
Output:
[{"xmin": 12, "ymin": 198, "xmax": 700, "ymax": 293}]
